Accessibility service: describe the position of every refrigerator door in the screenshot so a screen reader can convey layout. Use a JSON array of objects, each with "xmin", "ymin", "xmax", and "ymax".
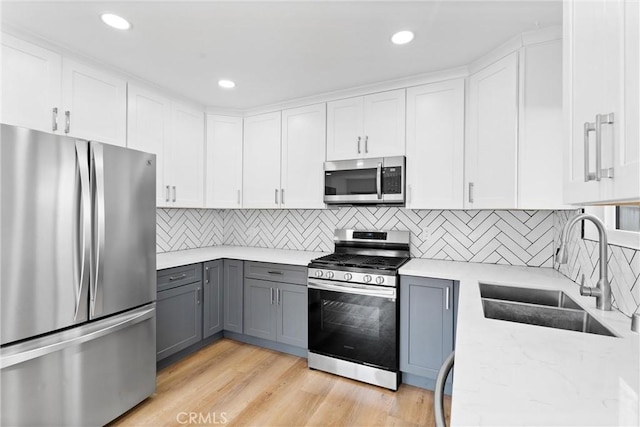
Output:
[
  {"xmin": 1, "ymin": 125, "xmax": 90, "ymax": 345},
  {"xmin": 1, "ymin": 304, "xmax": 156, "ymax": 426},
  {"xmin": 90, "ymin": 142, "xmax": 156, "ymax": 319}
]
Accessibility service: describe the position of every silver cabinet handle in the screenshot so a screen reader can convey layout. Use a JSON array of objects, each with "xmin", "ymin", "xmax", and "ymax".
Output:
[
  {"xmin": 275, "ymin": 188, "xmax": 279, "ymax": 204},
  {"xmin": 281, "ymin": 188, "xmax": 285, "ymax": 205},
  {"xmin": 584, "ymin": 121, "xmax": 597, "ymax": 182},
  {"xmin": 445, "ymin": 286, "xmax": 450, "ymax": 310},
  {"xmin": 270, "ymin": 287, "xmax": 274, "ymax": 305},
  {"xmin": 376, "ymin": 162, "xmax": 382, "ymax": 199},
  {"xmin": 237, "ymin": 189, "xmax": 241, "ymax": 205},
  {"xmin": 165, "ymin": 185, "xmax": 170, "ymax": 202},
  {"xmin": 364, "ymin": 135, "xmax": 368, "ymax": 153},
  {"xmin": 357, "ymin": 136, "xmax": 361, "ymax": 154},
  {"xmin": 196, "ymin": 287, "xmax": 201, "ymax": 305},
  {"xmin": 276, "ymin": 288, "xmax": 281, "ymax": 305},
  {"xmin": 205, "ymin": 266, "xmax": 210, "ymax": 284},
  {"xmin": 268, "ymin": 270, "xmax": 283, "ymax": 275},
  {"xmin": 595, "ymin": 113, "xmax": 615, "ymax": 181},
  {"xmin": 64, "ymin": 111, "xmax": 71, "ymax": 134},
  {"xmin": 169, "ymin": 273, "xmax": 187, "ymax": 281},
  {"xmin": 468, "ymin": 182, "xmax": 474, "ymax": 203},
  {"xmin": 172, "ymin": 186, "xmax": 176, "ymax": 202},
  {"xmin": 52, "ymin": 107, "xmax": 58, "ymax": 131}
]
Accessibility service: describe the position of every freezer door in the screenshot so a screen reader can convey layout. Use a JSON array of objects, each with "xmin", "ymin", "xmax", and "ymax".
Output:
[
  {"xmin": 1, "ymin": 125, "xmax": 89, "ymax": 345},
  {"xmin": 90, "ymin": 142, "xmax": 156, "ymax": 319},
  {"xmin": 1, "ymin": 304, "xmax": 156, "ymax": 426}
]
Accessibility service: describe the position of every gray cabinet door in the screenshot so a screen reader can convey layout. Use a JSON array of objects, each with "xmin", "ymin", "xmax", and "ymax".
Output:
[
  {"xmin": 276, "ymin": 283, "xmax": 308, "ymax": 348},
  {"xmin": 223, "ymin": 259, "xmax": 244, "ymax": 333},
  {"xmin": 400, "ymin": 276, "xmax": 454, "ymax": 379},
  {"xmin": 156, "ymin": 281, "xmax": 202, "ymax": 361},
  {"xmin": 203, "ymin": 260, "xmax": 223, "ymax": 338},
  {"xmin": 243, "ymin": 278, "xmax": 277, "ymax": 341}
]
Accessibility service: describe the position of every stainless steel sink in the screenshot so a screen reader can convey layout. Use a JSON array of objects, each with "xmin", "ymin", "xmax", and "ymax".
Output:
[
  {"xmin": 479, "ymin": 283, "xmax": 583, "ymax": 310},
  {"xmin": 479, "ymin": 284, "xmax": 617, "ymax": 337}
]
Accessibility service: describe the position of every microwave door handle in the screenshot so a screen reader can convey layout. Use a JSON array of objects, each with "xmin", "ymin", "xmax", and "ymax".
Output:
[{"xmin": 376, "ymin": 162, "xmax": 382, "ymax": 199}]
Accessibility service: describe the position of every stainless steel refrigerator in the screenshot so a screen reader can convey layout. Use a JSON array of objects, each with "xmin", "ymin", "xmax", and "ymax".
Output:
[{"xmin": 0, "ymin": 124, "xmax": 157, "ymax": 426}]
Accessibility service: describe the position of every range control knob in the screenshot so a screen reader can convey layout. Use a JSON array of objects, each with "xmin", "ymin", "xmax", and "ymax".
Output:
[
  {"xmin": 326, "ymin": 271, "xmax": 334, "ymax": 279},
  {"xmin": 363, "ymin": 275, "xmax": 372, "ymax": 283},
  {"xmin": 344, "ymin": 273, "xmax": 352, "ymax": 281},
  {"xmin": 315, "ymin": 270, "xmax": 323, "ymax": 278},
  {"xmin": 375, "ymin": 276, "xmax": 385, "ymax": 285}
]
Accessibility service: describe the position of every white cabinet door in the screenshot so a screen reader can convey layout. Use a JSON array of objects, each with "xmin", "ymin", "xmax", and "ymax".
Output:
[
  {"xmin": 281, "ymin": 103, "xmax": 326, "ymax": 209},
  {"xmin": 169, "ymin": 103, "xmax": 204, "ymax": 208},
  {"xmin": 243, "ymin": 112, "xmax": 281, "ymax": 208},
  {"xmin": 564, "ymin": 0, "xmax": 639, "ymax": 204},
  {"xmin": 127, "ymin": 84, "xmax": 171, "ymax": 207},
  {"xmin": 406, "ymin": 79, "xmax": 464, "ymax": 209},
  {"xmin": 326, "ymin": 97, "xmax": 362, "ymax": 161},
  {"xmin": 205, "ymin": 115, "xmax": 243, "ymax": 208},
  {"xmin": 363, "ymin": 89, "xmax": 406, "ymax": 158},
  {"xmin": 518, "ymin": 39, "xmax": 568, "ymax": 209},
  {"xmin": 1, "ymin": 34, "xmax": 61, "ymax": 133},
  {"xmin": 466, "ymin": 52, "xmax": 518, "ymax": 209},
  {"xmin": 62, "ymin": 59, "xmax": 127, "ymax": 147}
]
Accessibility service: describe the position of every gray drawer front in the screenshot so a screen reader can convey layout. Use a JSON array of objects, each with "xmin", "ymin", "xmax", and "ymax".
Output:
[
  {"xmin": 244, "ymin": 261, "xmax": 307, "ymax": 285},
  {"xmin": 157, "ymin": 264, "xmax": 202, "ymax": 291}
]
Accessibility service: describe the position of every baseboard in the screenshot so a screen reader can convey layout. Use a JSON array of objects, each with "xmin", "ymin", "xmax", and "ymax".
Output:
[
  {"xmin": 222, "ymin": 331, "xmax": 307, "ymax": 358},
  {"xmin": 156, "ymin": 332, "xmax": 224, "ymax": 371}
]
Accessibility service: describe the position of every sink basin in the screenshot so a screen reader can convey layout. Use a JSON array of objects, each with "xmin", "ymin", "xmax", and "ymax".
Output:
[
  {"xmin": 481, "ymin": 299, "xmax": 616, "ymax": 337},
  {"xmin": 479, "ymin": 283, "xmax": 583, "ymax": 310}
]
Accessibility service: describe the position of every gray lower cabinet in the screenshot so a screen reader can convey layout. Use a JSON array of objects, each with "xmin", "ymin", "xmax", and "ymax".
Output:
[
  {"xmin": 243, "ymin": 262, "xmax": 307, "ymax": 348},
  {"xmin": 156, "ymin": 280, "xmax": 203, "ymax": 361},
  {"xmin": 400, "ymin": 276, "xmax": 454, "ymax": 384},
  {"xmin": 223, "ymin": 259, "xmax": 244, "ymax": 333},
  {"xmin": 203, "ymin": 260, "xmax": 223, "ymax": 338}
]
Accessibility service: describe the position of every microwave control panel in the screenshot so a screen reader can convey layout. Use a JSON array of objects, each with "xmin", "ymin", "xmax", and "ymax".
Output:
[{"xmin": 382, "ymin": 167, "xmax": 402, "ymax": 194}]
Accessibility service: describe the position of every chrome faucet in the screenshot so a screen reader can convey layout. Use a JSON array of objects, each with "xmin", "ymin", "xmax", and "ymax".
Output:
[{"xmin": 556, "ymin": 213, "xmax": 611, "ymax": 311}]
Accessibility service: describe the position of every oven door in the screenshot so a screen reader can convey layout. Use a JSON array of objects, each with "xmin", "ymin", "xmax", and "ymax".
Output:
[{"xmin": 307, "ymin": 279, "xmax": 398, "ymax": 371}]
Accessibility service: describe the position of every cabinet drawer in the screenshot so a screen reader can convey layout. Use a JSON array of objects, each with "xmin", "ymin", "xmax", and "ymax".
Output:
[
  {"xmin": 157, "ymin": 263, "xmax": 202, "ymax": 291},
  {"xmin": 244, "ymin": 261, "xmax": 307, "ymax": 285}
]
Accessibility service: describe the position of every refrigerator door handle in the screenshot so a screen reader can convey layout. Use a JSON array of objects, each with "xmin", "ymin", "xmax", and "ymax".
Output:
[
  {"xmin": 90, "ymin": 143, "xmax": 106, "ymax": 318},
  {"xmin": 0, "ymin": 306, "xmax": 155, "ymax": 369},
  {"xmin": 75, "ymin": 142, "xmax": 91, "ymax": 322}
]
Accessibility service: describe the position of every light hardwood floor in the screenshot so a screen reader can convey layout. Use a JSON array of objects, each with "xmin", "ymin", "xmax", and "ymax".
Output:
[{"xmin": 110, "ymin": 338, "xmax": 451, "ymax": 427}]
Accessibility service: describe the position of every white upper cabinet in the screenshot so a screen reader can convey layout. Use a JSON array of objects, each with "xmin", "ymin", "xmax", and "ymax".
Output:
[
  {"xmin": 205, "ymin": 115, "xmax": 243, "ymax": 209},
  {"xmin": 564, "ymin": 0, "xmax": 639, "ymax": 204},
  {"xmin": 518, "ymin": 39, "xmax": 567, "ymax": 209},
  {"xmin": 466, "ymin": 52, "xmax": 519, "ymax": 209},
  {"xmin": 243, "ymin": 112, "xmax": 282, "ymax": 208},
  {"xmin": 406, "ymin": 79, "xmax": 465, "ymax": 209},
  {"xmin": 61, "ymin": 59, "xmax": 127, "ymax": 147},
  {"xmin": 1, "ymin": 34, "xmax": 126, "ymax": 147},
  {"xmin": 281, "ymin": 103, "xmax": 326, "ymax": 209},
  {"xmin": 170, "ymin": 102, "xmax": 205, "ymax": 208},
  {"xmin": 127, "ymin": 84, "xmax": 171, "ymax": 207},
  {"xmin": 1, "ymin": 34, "xmax": 61, "ymax": 133},
  {"xmin": 326, "ymin": 89, "xmax": 405, "ymax": 160},
  {"xmin": 128, "ymin": 84, "xmax": 204, "ymax": 208}
]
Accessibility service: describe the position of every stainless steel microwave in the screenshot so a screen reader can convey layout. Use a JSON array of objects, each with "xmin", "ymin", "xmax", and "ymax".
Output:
[{"xmin": 323, "ymin": 156, "xmax": 405, "ymax": 205}]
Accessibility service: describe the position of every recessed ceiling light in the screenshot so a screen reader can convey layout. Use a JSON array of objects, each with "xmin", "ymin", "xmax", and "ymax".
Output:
[
  {"xmin": 218, "ymin": 79, "xmax": 236, "ymax": 89},
  {"xmin": 391, "ymin": 30, "xmax": 414, "ymax": 45},
  {"xmin": 101, "ymin": 13, "xmax": 131, "ymax": 30}
]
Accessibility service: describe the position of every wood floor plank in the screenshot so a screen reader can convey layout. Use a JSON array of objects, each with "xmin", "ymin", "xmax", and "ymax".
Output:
[{"xmin": 110, "ymin": 339, "xmax": 451, "ymax": 427}]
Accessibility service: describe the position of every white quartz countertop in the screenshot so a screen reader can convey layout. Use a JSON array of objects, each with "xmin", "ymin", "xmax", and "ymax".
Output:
[
  {"xmin": 400, "ymin": 258, "xmax": 640, "ymax": 426},
  {"xmin": 156, "ymin": 245, "xmax": 327, "ymax": 270}
]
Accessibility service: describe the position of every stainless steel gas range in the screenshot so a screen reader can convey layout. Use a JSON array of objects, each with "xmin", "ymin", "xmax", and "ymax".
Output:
[{"xmin": 307, "ymin": 229, "xmax": 410, "ymax": 391}]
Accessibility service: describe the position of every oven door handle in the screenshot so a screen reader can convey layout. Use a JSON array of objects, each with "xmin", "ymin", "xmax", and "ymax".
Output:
[{"xmin": 308, "ymin": 279, "xmax": 396, "ymax": 300}]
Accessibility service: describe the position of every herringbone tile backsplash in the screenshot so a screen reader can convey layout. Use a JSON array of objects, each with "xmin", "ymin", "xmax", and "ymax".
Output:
[
  {"xmin": 553, "ymin": 211, "xmax": 640, "ymax": 316},
  {"xmin": 156, "ymin": 207, "xmax": 639, "ymax": 316}
]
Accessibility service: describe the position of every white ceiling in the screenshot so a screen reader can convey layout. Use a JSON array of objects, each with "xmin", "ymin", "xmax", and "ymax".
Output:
[{"xmin": 1, "ymin": 1, "xmax": 562, "ymax": 111}]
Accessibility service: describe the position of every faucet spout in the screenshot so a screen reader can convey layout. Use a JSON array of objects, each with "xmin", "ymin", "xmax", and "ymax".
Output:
[{"xmin": 556, "ymin": 213, "xmax": 611, "ymax": 311}]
